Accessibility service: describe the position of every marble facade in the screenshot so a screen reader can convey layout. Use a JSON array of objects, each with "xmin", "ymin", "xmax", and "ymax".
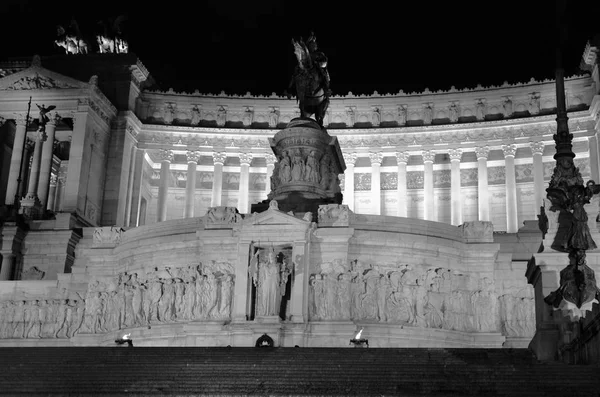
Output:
[{"xmin": 0, "ymin": 44, "xmax": 599, "ymax": 348}]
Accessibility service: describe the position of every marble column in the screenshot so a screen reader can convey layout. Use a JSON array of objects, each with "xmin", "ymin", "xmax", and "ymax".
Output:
[
  {"xmin": 238, "ymin": 153, "xmax": 252, "ymax": 213},
  {"xmin": 5, "ymin": 118, "xmax": 27, "ymax": 205},
  {"xmin": 530, "ymin": 141, "xmax": 546, "ymax": 215},
  {"xmin": 589, "ymin": 136, "xmax": 600, "ymax": 183},
  {"xmin": 0, "ymin": 253, "xmax": 15, "ymax": 281},
  {"xmin": 502, "ymin": 144, "xmax": 519, "ymax": 233},
  {"xmin": 475, "ymin": 146, "xmax": 490, "ymax": 221},
  {"xmin": 211, "ymin": 152, "xmax": 226, "ymax": 207},
  {"xmin": 289, "ymin": 241, "xmax": 307, "ymax": 323},
  {"xmin": 422, "ymin": 150, "xmax": 435, "ymax": 221},
  {"xmin": 396, "ymin": 151, "xmax": 409, "ymax": 217},
  {"xmin": 449, "ymin": 148, "xmax": 463, "ymax": 226},
  {"xmin": 47, "ymin": 175, "xmax": 57, "ymax": 211},
  {"xmin": 185, "ymin": 151, "xmax": 200, "ymax": 218},
  {"xmin": 37, "ymin": 116, "xmax": 59, "ymax": 209},
  {"xmin": 157, "ymin": 149, "xmax": 173, "ymax": 222},
  {"xmin": 369, "ymin": 152, "xmax": 383, "ymax": 215},
  {"xmin": 18, "ymin": 140, "xmax": 33, "ymax": 199},
  {"xmin": 24, "ymin": 128, "xmax": 47, "ymax": 201},
  {"xmin": 343, "ymin": 153, "xmax": 357, "ymax": 211},
  {"xmin": 265, "ymin": 154, "xmax": 276, "ymax": 199}
]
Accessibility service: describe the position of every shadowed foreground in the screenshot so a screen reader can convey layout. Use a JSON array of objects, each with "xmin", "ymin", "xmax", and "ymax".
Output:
[{"xmin": 0, "ymin": 347, "xmax": 599, "ymax": 396}]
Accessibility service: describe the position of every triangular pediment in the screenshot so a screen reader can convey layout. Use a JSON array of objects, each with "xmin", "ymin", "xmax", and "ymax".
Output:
[
  {"xmin": 0, "ymin": 65, "xmax": 88, "ymax": 91},
  {"xmin": 243, "ymin": 207, "xmax": 311, "ymax": 227}
]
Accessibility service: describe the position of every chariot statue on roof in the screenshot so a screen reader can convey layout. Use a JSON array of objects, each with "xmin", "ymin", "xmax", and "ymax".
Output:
[{"xmin": 287, "ymin": 31, "xmax": 331, "ymax": 127}]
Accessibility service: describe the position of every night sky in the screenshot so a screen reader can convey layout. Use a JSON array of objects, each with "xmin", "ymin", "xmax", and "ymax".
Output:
[{"xmin": 1, "ymin": 0, "xmax": 598, "ymax": 96}]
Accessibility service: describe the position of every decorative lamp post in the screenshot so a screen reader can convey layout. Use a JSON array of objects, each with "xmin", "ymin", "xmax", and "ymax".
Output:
[{"xmin": 543, "ymin": 0, "xmax": 600, "ymax": 321}]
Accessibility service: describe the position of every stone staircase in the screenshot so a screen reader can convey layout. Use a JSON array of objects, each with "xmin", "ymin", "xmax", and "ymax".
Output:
[{"xmin": 0, "ymin": 347, "xmax": 599, "ymax": 396}]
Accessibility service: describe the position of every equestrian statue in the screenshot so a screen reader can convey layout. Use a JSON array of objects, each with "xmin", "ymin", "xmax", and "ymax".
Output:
[{"xmin": 287, "ymin": 32, "xmax": 331, "ymax": 127}]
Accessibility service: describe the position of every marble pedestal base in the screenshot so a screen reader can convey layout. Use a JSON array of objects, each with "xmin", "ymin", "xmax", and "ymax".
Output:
[{"xmin": 254, "ymin": 118, "xmax": 346, "ymax": 217}]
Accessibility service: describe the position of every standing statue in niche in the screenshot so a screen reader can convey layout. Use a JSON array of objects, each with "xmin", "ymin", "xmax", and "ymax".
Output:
[
  {"xmin": 250, "ymin": 247, "xmax": 289, "ymax": 317},
  {"xmin": 287, "ymin": 31, "xmax": 331, "ymax": 126}
]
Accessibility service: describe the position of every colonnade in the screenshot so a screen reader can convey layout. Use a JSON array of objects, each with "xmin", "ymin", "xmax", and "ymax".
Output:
[
  {"xmin": 152, "ymin": 149, "xmax": 277, "ymax": 222},
  {"xmin": 148, "ymin": 142, "xmax": 548, "ymax": 233},
  {"xmin": 342, "ymin": 142, "xmax": 547, "ymax": 232},
  {"xmin": 4, "ymin": 118, "xmax": 60, "ymax": 211}
]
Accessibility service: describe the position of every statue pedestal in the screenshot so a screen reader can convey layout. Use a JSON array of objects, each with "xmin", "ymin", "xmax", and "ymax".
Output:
[{"xmin": 251, "ymin": 118, "xmax": 345, "ymax": 216}]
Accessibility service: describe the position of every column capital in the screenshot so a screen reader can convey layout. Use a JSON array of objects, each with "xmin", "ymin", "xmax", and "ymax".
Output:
[
  {"xmin": 49, "ymin": 174, "xmax": 57, "ymax": 186},
  {"xmin": 448, "ymin": 148, "xmax": 463, "ymax": 161},
  {"xmin": 25, "ymin": 138, "xmax": 34, "ymax": 151},
  {"xmin": 343, "ymin": 152, "xmax": 357, "ymax": 166},
  {"xmin": 369, "ymin": 152, "xmax": 384, "ymax": 165},
  {"xmin": 35, "ymin": 128, "xmax": 47, "ymax": 142},
  {"xmin": 157, "ymin": 149, "xmax": 174, "ymax": 163},
  {"xmin": 0, "ymin": 116, "xmax": 5, "ymax": 127},
  {"xmin": 213, "ymin": 151, "xmax": 227, "ymax": 165},
  {"xmin": 422, "ymin": 150, "xmax": 435, "ymax": 163},
  {"xmin": 239, "ymin": 152, "xmax": 253, "ymax": 165},
  {"xmin": 14, "ymin": 113, "xmax": 28, "ymax": 127},
  {"xmin": 186, "ymin": 150, "xmax": 201, "ymax": 163},
  {"xmin": 475, "ymin": 146, "xmax": 490, "ymax": 160},
  {"xmin": 501, "ymin": 144, "xmax": 517, "ymax": 158},
  {"xmin": 265, "ymin": 153, "xmax": 277, "ymax": 166},
  {"xmin": 46, "ymin": 113, "xmax": 61, "ymax": 127},
  {"xmin": 395, "ymin": 151, "xmax": 409, "ymax": 164},
  {"xmin": 530, "ymin": 141, "xmax": 545, "ymax": 156}
]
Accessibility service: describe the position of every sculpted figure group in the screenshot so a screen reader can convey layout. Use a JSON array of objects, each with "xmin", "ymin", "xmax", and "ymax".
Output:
[
  {"xmin": 0, "ymin": 263, "xmax": 235, "ymax": 339},
  {"xmin": 273, "ymin": 149, "xmax": 338, "ymax": 192},
  {"xmin": 0, "ymin": 299, "xmax": 85, "ymax": 339},
  {"xmin": 80, "ymin": 264, "xmax": 235, "ymax": 334},
  {"xmin": 309, "ymin": 261, "xmax": 534, "ymax": 337}
]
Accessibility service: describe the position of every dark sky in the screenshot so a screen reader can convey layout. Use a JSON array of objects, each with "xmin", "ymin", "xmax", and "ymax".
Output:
[{"xmin": 1, "ymin": 0, "xmax": 598, "ymax": 95}]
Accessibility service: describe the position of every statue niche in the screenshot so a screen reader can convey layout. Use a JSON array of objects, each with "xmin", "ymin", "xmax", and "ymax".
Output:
[{"xmin": 249, "ymin": 246, "xmax": 293, "ymax": 320}]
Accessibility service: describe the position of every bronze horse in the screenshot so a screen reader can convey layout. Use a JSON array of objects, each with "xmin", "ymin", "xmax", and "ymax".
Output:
[{"xmin": 287, "ymin": 34, "xmax": 330, "ymax": 127}]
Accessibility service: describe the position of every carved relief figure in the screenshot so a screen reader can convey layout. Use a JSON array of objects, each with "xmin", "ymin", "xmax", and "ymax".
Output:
[
  {"xmin": 291, "ymin": 150, "xmax": 305, "ymax": 182},
  {"xmin": 250, "ymin": 248, "xmax": 288, "ymax": 317},
  {"xmin": 319, "ymin": 153, "xmax": 331, "ymax": 189},
  {"xmin": 163, "ymin": 103, "xmax": 175, "ymax": 125},
  {"xmin": 529, "ymin": 93, "xmax": 541, "ymax": 115},
  {"xmin": 503, "ymin": 97, "xmax": 513, "ymax": 117},
  {"xmin": 422, "ymin": 104, "xmax": 433, "ymax": 124},
  {"xmin": 216, "ymin": 106, "xmax": 227, "ymax": 127},
  {"xmin": 278, "ymin": 151, "xmax": 292, "ymax": 183},
  {"xmin": 190, "ymin": 106, "xmax": 202, "ymax": 125},
  {"xmin": 268, "ymin": 107, "xmax": 280, "ymax": 128},
  {"xmin": 305, "ymin": 151, "xmax": 320, "ymax": 183}
]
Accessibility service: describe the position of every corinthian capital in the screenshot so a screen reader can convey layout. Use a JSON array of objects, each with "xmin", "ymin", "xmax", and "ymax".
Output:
[
  {"xmin": 501, "ymin": 144, "xmax": 517, "ymax": 158},
  {"xmin": 239, "ymin": 152, "xmax": 253, "ymax": 165},
  {"xmin": 343, "ymin": 152, "xmax": 357, "ymax": 166},
  {"xmin": 186, "ymin": 150, "xmax": 201, "ymax": 163},
  {"xmin": 475, "ymin": 146, "xmax": 490, "ymax": 160},
  {"xmin": 265, "ymin": 153, "xmax": 277, "ymax": 166},
  {"xmin": 369, "ymin": 152, "xmax": 384, "ymax": 165},
  {"xmin": 395, "ymin": 151, "xmax": 409, "ymax": 164},
  {"xmin": 448, "ymin": 148, "xmax": 463, "ymax": 161},
  {"xmin": 213, "ymin": 152, "xmax": 227, "ymax": 165},
  {"xmin": 157, "ymin": 149, "xmax": 174, "ymax": 162},
  {"xmin": 422, "ymin": 150, "xmax": 435, "ymax": 163},
  {"xmin": 529, "ymin": 141, "xmax": 545, "ymax": 156}
]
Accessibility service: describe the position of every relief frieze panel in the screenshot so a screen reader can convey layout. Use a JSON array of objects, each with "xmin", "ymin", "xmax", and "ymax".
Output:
[
  {"xmin": 433, "ymin": 169, "xmax": 451, "ymax": 188},
  {"xmin": 308, "ymin": 261, "xmax": 532, "ymax": 336},
  {"xmin": 515, "ymin": 164, "xmax": 534, "ymax": 183},
  {"xmin": 460, "ymin": 168, "xmax": 478, "ymax": 187},
  {"xmin": 249, "ymin": 173, "xmax": 266, "ymax": 191},
  {"xmin": 407, "ymin": 171, "xmax": 424, "ymax": 189},
  {"xmin": 381, "ymin": 172, "xmax": 397, "ymax": 190},
  {"xmin": 222, "ymin": 172, "xmax": 240, "ymax": 190},
  {"xmin": 0, "ymin": 264, "xmax": 235, "ymax": 339},
  {"xmin": 354, "ymin": 173, "xmax": 371, "ymax": 191},
  {"xmin": 488, "ymin": 166, "xmax": 506, "ymax": 185},
  {"xmin": 197, "ymin": 172, "xmax": 213, "ymax": 189}
]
